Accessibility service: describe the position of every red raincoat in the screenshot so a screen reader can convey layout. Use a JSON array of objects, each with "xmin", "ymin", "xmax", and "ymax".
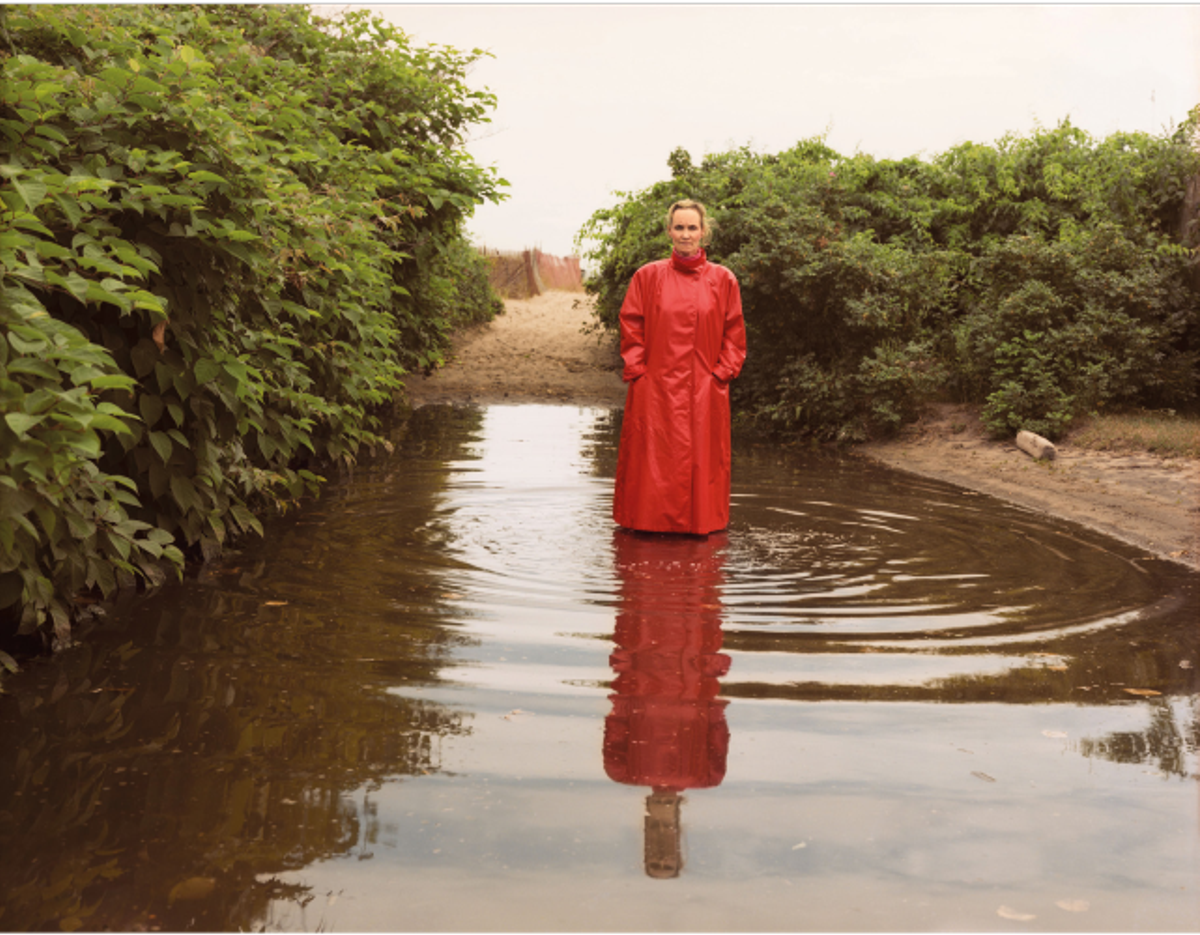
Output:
[{"xmin": 613, "ymin": 250, "xmax": 747, "ymax": 534}]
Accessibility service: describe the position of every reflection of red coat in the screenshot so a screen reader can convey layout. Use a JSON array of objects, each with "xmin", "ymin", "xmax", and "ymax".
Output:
[
  {"xmin": 613, "ymin": 251, "xmax": 747, "ymax": 534},
  {"xmin": 604, "ymin": 531, "xmax": 731, "ymax": 792}
]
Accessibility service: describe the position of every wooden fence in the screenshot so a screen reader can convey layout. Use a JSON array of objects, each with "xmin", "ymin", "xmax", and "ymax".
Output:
[{"xmin": 480, "ymin": 248, "xmax": 583, "ymax": 299}]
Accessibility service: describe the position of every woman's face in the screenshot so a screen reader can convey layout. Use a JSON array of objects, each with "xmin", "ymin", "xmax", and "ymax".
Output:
[{"xmin": 668, "ymin": 208, "xmax": 704, "ymax": 257}]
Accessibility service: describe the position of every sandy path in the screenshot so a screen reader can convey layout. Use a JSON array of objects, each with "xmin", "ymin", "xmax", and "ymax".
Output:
[
  {"xmin": 404, "ymin": 292, "xmax": 1199, "ymax": 570},
  {"xmin": 403, "ymin": 291, "xmax": 626, "ymax": 408}
]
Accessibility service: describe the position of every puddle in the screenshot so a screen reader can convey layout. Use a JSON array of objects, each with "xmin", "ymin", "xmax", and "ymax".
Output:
[{"xmin": 1, "ymin": 405, "xmax": 1197, "ymax": 931}]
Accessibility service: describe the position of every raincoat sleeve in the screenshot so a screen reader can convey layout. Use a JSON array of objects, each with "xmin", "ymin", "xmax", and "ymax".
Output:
[
  {"xmin": 711, "ymin": 273, "xmax": 747, "ymax": 384},
  {"xmin": 619, "ymin": 266, "xmax": 651, "ymax": 382}
]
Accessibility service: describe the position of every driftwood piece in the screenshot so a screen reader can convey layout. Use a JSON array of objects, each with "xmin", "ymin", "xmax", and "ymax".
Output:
[{"xmin": 1016, "ymin": 429, "xmax": 1057, "ymax": 461}]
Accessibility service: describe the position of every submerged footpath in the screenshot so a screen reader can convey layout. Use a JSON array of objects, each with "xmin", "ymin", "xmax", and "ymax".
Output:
[{"xmin": 403, "ymin": 292, "xmax": 1200, "ymax": 571}]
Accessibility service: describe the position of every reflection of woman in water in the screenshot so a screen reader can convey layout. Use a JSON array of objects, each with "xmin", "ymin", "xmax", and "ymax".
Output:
[
  {"xmin": 603, "ymin": 530, "xmax": 731, "ymax": 878},
  {"xmin": 613, "ymin": 200, "xmax": 747, "ymax": 535}
]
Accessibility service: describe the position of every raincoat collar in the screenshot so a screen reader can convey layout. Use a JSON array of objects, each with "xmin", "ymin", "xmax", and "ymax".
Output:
[{"xmin": 670, "ymin": 248, "xmax": 707, "ymax": 273}]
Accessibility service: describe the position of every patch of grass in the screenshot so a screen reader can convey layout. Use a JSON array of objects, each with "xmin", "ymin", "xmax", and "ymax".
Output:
[{"xmin": 1068, "ymin": 410, "xmax": 1200, "ymax": 459}]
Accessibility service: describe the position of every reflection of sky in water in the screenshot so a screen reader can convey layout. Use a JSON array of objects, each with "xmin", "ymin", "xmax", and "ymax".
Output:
[
  {"xmin": 261, "ymin": 697, "xmax": 1198, "ymax": 932},
  {"xmin": 454, "ymin": 404, "xmax": 599, "ymax": 483}
]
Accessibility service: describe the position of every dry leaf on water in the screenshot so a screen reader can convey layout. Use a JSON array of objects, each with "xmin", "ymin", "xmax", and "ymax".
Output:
[
  {"xmin": 971, "ymin": 771, "xmax": 996, "ymax": 782},
  {"xmin": 169, "ymin": 876, "xmax": 217, "ymax": 903},
  {"xmin": 264, "ymin": 600, "xmax": 288, "ymax": 606},
  {"xmin": 997, "ymin": 905, "xmax": 1036, "ymax": 922},
  {"xmin": 1055, "ymin": 899, "xmax": 1089, "ymax": 912},
  {"xmin": 1041, "ymin": 730, "xmax": 1068, "ymax": 738},
  {"xmin": 1122, "ymin": 688, "xmax": 1162, "ymax": 697}
]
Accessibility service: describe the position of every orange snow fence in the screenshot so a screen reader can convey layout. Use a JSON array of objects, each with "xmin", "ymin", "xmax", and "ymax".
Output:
[{"xmin": 481, "ymin": 247, "xmax": 583, "ymax": 299}]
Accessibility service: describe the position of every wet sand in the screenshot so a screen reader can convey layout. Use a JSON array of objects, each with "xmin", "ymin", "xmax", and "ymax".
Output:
[
  {"xmin": 402, "ymin": 291, "xmax": 1200, "ymax": 570},
  {"xmin": 858, "ymin": 403, "xmax": 1200, "ymax": 572}
]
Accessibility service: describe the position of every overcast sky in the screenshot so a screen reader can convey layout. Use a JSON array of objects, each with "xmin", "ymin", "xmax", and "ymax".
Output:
[{"xmin": 317, "ymin": 3, "xmax": 1199, "ymax": 257}]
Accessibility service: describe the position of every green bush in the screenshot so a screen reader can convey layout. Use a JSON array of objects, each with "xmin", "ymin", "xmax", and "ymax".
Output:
[
  {"xmin": 958, "ymin": 226, "xmax": 1185, "ymax": 437},
  {"xmin": 1, "ymin": 4, "xmax": 504, "ymax": 646},
  {"xmin": 578, "ymin": 116, "xmax": 1200, "ymax": 444}
]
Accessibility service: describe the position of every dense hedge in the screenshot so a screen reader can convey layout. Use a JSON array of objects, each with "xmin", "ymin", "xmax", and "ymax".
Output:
[
  {"xmin": 0, "ymin": 4, "xmax": 504, "ymax": 652},
  {"xmin": 578, "ymin": 118, "xmax": 1200, "ymax": 443}
]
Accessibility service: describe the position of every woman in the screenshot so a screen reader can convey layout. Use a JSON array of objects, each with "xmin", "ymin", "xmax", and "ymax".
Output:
[{"xmin": 613, "ymin": 200, "xmax": 747, "ymax": 534}]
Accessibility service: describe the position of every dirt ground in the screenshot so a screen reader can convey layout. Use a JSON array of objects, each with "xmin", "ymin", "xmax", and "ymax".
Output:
[
  {"xmin": 403, "ymin": 292, "xmax": 1200, "ymax": 571},
  {"xmin": 858, "ymin": 404, "xmax": 1200, "ymax": 571},
  {"xmin": 403, "ymin": 291, "xmax": 627, "ymax": 408}
]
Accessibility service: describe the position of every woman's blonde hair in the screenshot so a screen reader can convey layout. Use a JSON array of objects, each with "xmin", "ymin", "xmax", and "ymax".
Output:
[{"xmin": 665, "ymin": 199, "xmax": 715, "ymax": 245}]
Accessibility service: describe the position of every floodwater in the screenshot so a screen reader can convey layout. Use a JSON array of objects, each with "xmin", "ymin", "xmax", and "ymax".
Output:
[{"xmin": 1, "ymin": 404, "xmax": 1198, "ymax": 932}]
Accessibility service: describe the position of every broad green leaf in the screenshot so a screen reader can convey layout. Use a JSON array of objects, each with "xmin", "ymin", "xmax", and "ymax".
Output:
[
  {"xmin": 11, "ymin": 215, "xmax": 54, "ymax": 237},
  {"xmin": 147, "ymin": 461, "xmax": 169, "ymax": 499},
  {"xmin": 130, "ymin": 342, "xmax": 158, "ymax": 378},
  {"xmin": 32, "ymin": 501, "xmax": 57, "ymax": 542},
  {"xmin": 230, "ymin": 503, "xmax": 264, "ymax": 537},
  {"xmin": 7, "ymin": 332, "xmax": 48, "ymax": 355},
  {"xmin": 33, "ymin": 125, "xmax": 69, "ymax": 144},
  {"xmin": 99, "ymin": 66, "xmax": 133, "ymax": 88},
  {"xmin": 189, "ymin": 170, "xmax": 229, "ymax": 184},
  {"xmin": 139, "ymin": 393, "xmax": 164, "ymax": 428},
  {"xmin": 194, "ymin": 358, "xmax": 221, "ymax": 383},
  {"xmin": 131, "ymin": 75, "xmax": 167, "ymax": 95},
  {"xmin": 7, "ymin": 358, "xmax": 59, "ymax": 380},
  {"xmin": 89, "ymin": 413, "xmax": 133, "ymax": 435},
  {"xmin": 89, "ymin": 374, "xmax": 138, "ymax": 391},
  {"xmin": 5, "ymin": 412, "xmax": 46, "ymax": 435},
  {"xmin": 10, "ymin": 178, "xmax": 48, "ymax": 211},
  {"xmin": 86, "ymin": 557, "xmax": 117, "ymax": 596},
  {"xmin": 68, "ymin": 429, "xmax": 101, "ymax": 457},
  {"xmin": 148, "ymin": 430, "xmax": 173, "ymax": 464},
  {"xmin": 85, "ymin": 281, "xmax": 132, "ymax": 310},
  {"xmin": 257, "ymin": 432, "xmax": 278, "ymax": 460},
  {"xmin": 169, "ymin": 473, "xmax": 204, "ymax": 515},
  {"xmin": 102, "ymin": 527, "xmax": 132, "ymax": 562},
  {"xmin": 70, "ymin": 364, "xmax": 107, "ymax": 385},
  {"xmin": 33, "ymin": 239, "xmax": 72, "ymax": 261},
  {"xmin": 61, "ymin": 271, "xmax": 90, "ymax": 302}
]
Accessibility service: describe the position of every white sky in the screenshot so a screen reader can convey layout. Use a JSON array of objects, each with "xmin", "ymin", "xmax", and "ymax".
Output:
[{"xmin": 317, "ymin": 3, "xmax": 1200, "ymax": 257}]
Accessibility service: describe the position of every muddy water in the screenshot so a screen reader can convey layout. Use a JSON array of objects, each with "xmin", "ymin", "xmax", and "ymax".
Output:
[{"xmin": 1, "ymin": 404, "xmax": 1198, "ymax": 932}]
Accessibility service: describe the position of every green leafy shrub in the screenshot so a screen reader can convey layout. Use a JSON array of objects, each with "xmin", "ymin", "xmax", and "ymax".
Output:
[
  {"xmin": 1, "ymin": 4, "xmax": 504, "ymax": 646},
  {"xmin": 579, "ymin": 115, "xmax": 1199, "ymax": 444},
  {"xmin": 958, "ymin": 224, "xmax": 1193, "ymax": 438},
  {"xmin": 1, "ymin": 286, "xmax": 184, "ymax": 650}
]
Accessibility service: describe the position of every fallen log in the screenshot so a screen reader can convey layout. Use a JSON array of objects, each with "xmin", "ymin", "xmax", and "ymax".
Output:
[{"xmin": 1016, "ymin": 429, "xmax": 1057, "ymax": 461}]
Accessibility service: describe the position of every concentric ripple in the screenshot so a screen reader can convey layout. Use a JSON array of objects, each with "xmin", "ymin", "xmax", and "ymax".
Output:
[
  {"xmin": 323, "ymin": 404, "xmax": 1195, "ymax": 707},
  {"xmin": 412, "ymin": 407, "xmax": 1157, "ymax": 632},
  {"xmin": 255, "ymin": 403, "xmax": 1195, "ymax": 707}
]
